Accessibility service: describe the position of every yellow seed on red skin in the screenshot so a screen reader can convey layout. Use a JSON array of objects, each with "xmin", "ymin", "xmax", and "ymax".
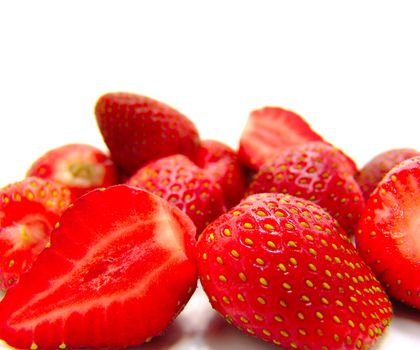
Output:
[
  {"xmin": 223, "ymin": 228, "xmax": 232, "ymax": 237},
  {"xmin": 264, "ymin": 223, "xmax": 275, "ymax": 231},
  {"xmin": 222, "ymin": 296, "xmax": 230, "ymax": 304},
  {"xmin": 274, "ymin": 315, "xmax": 283, "ymax": 322},
  {"xmin": 256, "ymin": 258, "xmax": 265, "ymax": 265},
  {"xmin": 267, "ymin": 240, "xmax": 276, "ymax": 249},
  {"xmin": 237, "ymin": 293, "xmax": 245, "ymax": 302},
  {"xmin": 257, "ymin": 296, "xmax": 266, "ymax": 305},
  {"xmin": 289, "ymin": 257, "xmax": 298, "ymax": 266},
  {"xmin": 244, "ymin": 238, "xmax": 254, "ymax": 246},
  {"xmin": 263, "ymin": 329, "xmax": 272, "ymax": 336},
  {"xmin": 219, "ymin": 275, "xmax": 227, "ymax": 283},
  {"xmin": 260, "ymin": 277, "xmax": 269, "ymax": 286},
  {"xmin": 280, "ymin": 330, "xmax": 290, "ymax": 338},
  {"xmin": 231, "ymin": 249, "xmax": 240, "ymax": 258}
]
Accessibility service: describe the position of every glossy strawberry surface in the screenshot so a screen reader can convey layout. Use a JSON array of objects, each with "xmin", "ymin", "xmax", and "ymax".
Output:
[
  {"xmin": 197, "ymin": 193, "xmax": 392, "ymax": 349},
  {"xmin": 0, "ymin": 185, "xmax": 198, "ymax": 349},
  {"xmin": 127, "ymin": 154, "xmax": 226, "ymax": 234},
  {"xmin": 95, "ymin": 92, "xmax": 201, "ymax": 176},
  {"xmin": 0, "ymin": 177, "xmax": 72, "ymax": 291},
  {"xmin": 247, "ymin": 142, "xmax": 364, "ymax": 235},
  {"xmin": 27, "ymin": 143, "xmax": 119, "ymax": 199},
  {"xmin": 356, "ymin": 156, "xmax": 420, "ymax": 309}
]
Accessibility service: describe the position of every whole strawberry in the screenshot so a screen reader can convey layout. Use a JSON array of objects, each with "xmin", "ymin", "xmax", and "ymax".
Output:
[
  {"xmin": 356, "ymin": 156, "xmax": 420, "ymax": 309},
  {"xmin": 197, "ymin": 193, "xmax": 392, "ymax": 350},
  {"xmin": 356, "ymin": 148, "xmax": 420, "ymax": 200},
  {"xmin": 247, "ymin": 142, "xmax": 364, "ymax": 235},
  {"xmin": 127, "ymin": 154, "xmax": 225, "ymax": 233},
  {"xmin": 196, "ymin": 140, "xmax": 247, "ymax": 208},
  {"xmin": 95, "ymin": 92, "xmax": 201, "ymax": 176},
  {"xmin": 0, "ymin": 177, "xmax": 72, "ymax": 291},
  {"xmin": 0, "ymin": 185, "xmax": 198, "ymax": 349},
  {"xmin": 27, "ymin": 143, "xmax": 119, "ymax": 199}
]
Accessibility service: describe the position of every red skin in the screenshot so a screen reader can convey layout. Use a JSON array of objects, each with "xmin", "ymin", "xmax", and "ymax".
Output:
[
  {"xmin": 356, "ymin": 148, "xmax": 420, "ymax": 200},
  {"xmin": 0, "ymin": 177, "xmax": 72, "ymax": 291},
  {"xmin": 127, "ymin": 154, "xmax": 226, "ymax": 234},
  {"xmin": 196, "ymin": 140, "xmax": 247, "ymax": 208},
  {"xmin": 238, "ymin": 106, "xmax": 324, "ymax": 170},
  {"xmin": 356, "ymin": 156, "xmax": 420, "ymax": 309},
  {"xmin": 95, "ymin": 92, "xmax": 201, "ymax": 176},
  {"xmin": 27, "ymin": 143, "xmax": 119, "ymax": 200},
  {"xmin": 247, "ymin": 142, "xmax": 364, "ymax": 235},
  {"xmin": 197, "ymin": 193, "xmax": 392, "ymax": 349},
  {"xmin": 0, "ymin": 185, "xmax": 198, "ymax": 349}
]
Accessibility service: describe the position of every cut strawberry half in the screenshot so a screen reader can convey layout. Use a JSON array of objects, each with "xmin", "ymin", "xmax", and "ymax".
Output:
[
  {"xmin": 0, "ymin": 177, "xmax": 72, "ymax": 291},
  {"xmin": 0, "ymin": 185, "xmax": 198, "ymax": 349},
  {"xmin": 356, "ymin": 156, "xmax": 420, "ymax": 309},
  {"xmin": 238, "ymin": 106, "xmax": 324, "ymax": 170}
]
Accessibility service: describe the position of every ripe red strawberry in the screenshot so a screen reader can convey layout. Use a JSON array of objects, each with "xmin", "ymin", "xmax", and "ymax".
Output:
[
  {"xmin": 27, "ymin": 143, "xmax": 119, "ymax": 199},
  {"xmin": 197, "ymin": 193, "xmax": 392, "ymax": 350},
  {"xmin": 356, "ymin": 148, "xmax": 420, "ymax": 200},
  {"xmin": 95, "ymin": 92, "xmax": 201, "ymax": 176},
  {"xmin": 127, "ymin": 154, "xmax": 225, "ymax": 234},
  {"xmin": 247, "ymin": 142, "xmax": 364, "ymax": 235},
  {"xmin": 0, "ymin": 185, "xmax": 198, "ymax": 349},
  {"xmin": 356, "ymin": 156, "xmax": 420, "ymax": 309},
  {"xmin": 0, "ymin": 177, "xmax": 72, "ymax": 291},
  {"xmin": 238, "ymin": 106, "xmax": 324, "ymax": 170},
  {"xmin": 196, "ymin": 140, "xmax": 247, "ymax": 208}
]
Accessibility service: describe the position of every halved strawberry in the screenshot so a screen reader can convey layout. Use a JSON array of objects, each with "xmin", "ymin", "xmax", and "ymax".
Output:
[
  {"xmin": 95, "ymin": 92, "xmax": 201, "ymax": 176},
  {"xmin": 27, "ymin": 143, "xmax": 119, "ymax": 200},
  {"xmin": 196, "ymin": 140, "xmax": 247, "ymax": 208},
  {"xmin": 356, "ymin": 156, "xmax": 420, "ymax": 309},
  {"xmin": 247, "ymin": 142, "xmax": 364, "ymax": 235},
  {"xmin": 197, "ymin": 193, "xmax": 392, "ymax": 349},
  {"xmin": 238, "ymin": 106, "xmax": 324, "ymax": 170},
  {"xmin": 127, "ymin": 154, "xmax": 226, "ymax": 234},
  {"xmin": 0, "ymin": 177, "xmax": 72, "ymax": 291},
  {"xmin": 356, "ymin": 148, "xmax": 420, "ymax": 200},
  {"xmin": 0, "ymin": 185, "xmax": 198, "ymax": 349}
]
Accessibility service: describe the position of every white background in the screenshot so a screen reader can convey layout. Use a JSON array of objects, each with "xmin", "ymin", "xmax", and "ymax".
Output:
[{"xmin": 0, "ymin": 1, "xmax": 419, "ymax": 349}]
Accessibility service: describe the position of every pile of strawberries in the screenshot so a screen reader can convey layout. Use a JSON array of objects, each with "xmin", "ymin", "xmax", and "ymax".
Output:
[{"xmin": 0, "ymin": 92, "xmax": 419, "ymax": 350}]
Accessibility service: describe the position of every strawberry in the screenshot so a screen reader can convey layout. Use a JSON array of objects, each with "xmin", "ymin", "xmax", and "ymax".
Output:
[
  {"xmin": 95, "ymin": 92, "xmax": 201, "ymax": 176},
  {"xmin": 0, "ymin": 177, "xmax": 72, "ymax": 291},
  {"xmin": 238, "ymin": 106, "xmax": 324, "ymax": 170},
  {"xmin": 0, "ymin": 185, "xmax": 198, "ymax": 349},
  {"xmin": 197, "ymin": 193, "xmax": 392, "ymax": 350},
  {"xmin": 126, "ymin": 154, "xmax": 225, "ymax": 234},
  {"xmin": 356, "ymin": 156, "xmax": 420, "ymax": 309},
  {"xmin": 196, "ymin": 140, "xmax": 247, "ymax": 208},
  {"xmin": 247, "ymin": 142, "xmax": 364, "ymax": 235},
  {"xmin": 27, "ymin": 143, "xmax": 119, "ymax": 199},
  {"xmin": 356, "ymin": 148, "xmax": 420, "ymax": 200}
]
